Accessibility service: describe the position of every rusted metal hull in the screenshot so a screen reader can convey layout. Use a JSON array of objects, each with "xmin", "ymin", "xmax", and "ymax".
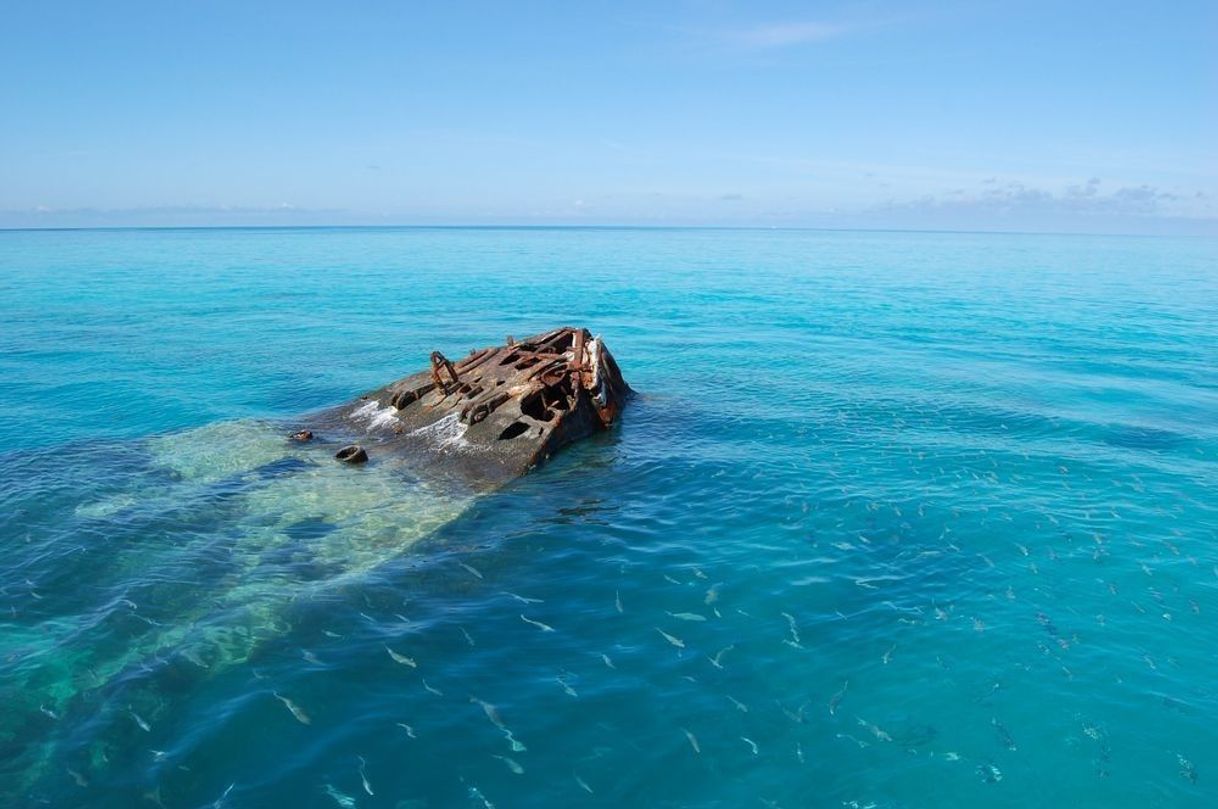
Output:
[{"xmin": 300, "ymin": 327, "xmax": 630, "ymax": 487}]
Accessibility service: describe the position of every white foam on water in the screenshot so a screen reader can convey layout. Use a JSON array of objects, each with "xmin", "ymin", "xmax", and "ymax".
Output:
[
  {"xmin": 351, "ymin": 400, "xmax": 380, "ymax": 419},
  {"xmin": 351, "ymin": 398, "xmax": 402, "ymax": 431},
  {"xmin": 409, "ymin": 412, "xmax": 470, "ymax": 450}
]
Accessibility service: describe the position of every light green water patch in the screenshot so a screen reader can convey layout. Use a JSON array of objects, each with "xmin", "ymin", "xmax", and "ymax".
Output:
[{"xmin": 3, "ymin": 418, "xmax": 473, "ymax": 792}]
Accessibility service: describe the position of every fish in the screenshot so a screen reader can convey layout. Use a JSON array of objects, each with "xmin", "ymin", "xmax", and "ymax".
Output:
[
  {"xmin": 781, "ymin": 612, "xmax": 802, "ymax": 647},
  {"xmin": 459, "ymin": 561, "xmax": 484, "ymax": 580},
  {"xmin": 502, "ymin": 591, "xmax": 543, "ymax": 604},
  {"xmin": 681, "ymin": 727, "xmax": 701, "ymax": 754},
  {"xmin": 666, "ymin": 611, "xmax": 707, "ymax": 622},
  {"xmin": 39, "ymin": 704, "xmax": 60, "ymax": 720},
  {"xmin": 301, "ymin": 649, "xmax": 322, "ymax": 666},
  {"xmin": 882, "ymin": 645, "xmax": 896, "ymax": 665},
  {"xmin": 66, "ymin": 766, "xmax": 88, "ymax": 787},
  {"xmin": 1095, "ymin": 740, "xmax": 1112, "ymax": 778},
  {"xmin": 600, "ymin": 653, "xmax": 616, "ymax": 669},
  {"xmin": 992, "ymin": 718, "xmax": 1017, "ymax": 751},
  {"xmin": 460, "ymin": 626, "xmax": 476, "ymax": 646},
  {"xmin": 615, "ymin": 590, "xmax": 623, "ymax": 613},
  {"xmin": 1177, "ymin": 753, "xmax": 1197, "ymax": 784},
  {"xmin": 795, "ymin": 743, "xmax": 805, "ymax": 764},
  {"xmin": 357, "ymin": 755, "xmax": 374, "ymax": 796},
  {"xmin": 856, "ymin": 717, "xmax": 892, "ymax": 742},
  {"xmin": 656, "ymin": 628, "xmax": 685, "ymax": 649},
  {"xmin": 836, "ymin": 733, "xmax": 870, "ymax": 748},
  {"xmin": 324, "ymin": 784, "xmax": 356, "ymax": 808},
  {"xmin": 272, "ymin": 692, "xmax": 311, "ymax": 725},
  {"xmin": 977, "ymin": 762, "xmax": 1003, "ymax": 783},
  {"xmin": 828, "ymin": 680, "xmax": 849, "ymax": 716},
  {"xmin": 704, "ymin": 583, "xmax": 723, "ymax": 605},
  {"xmin": 726, "ymin": 695, "xmax": 748, "ymax": 713},
  {"xmin": 210, "ymin": 783, "xmax": 236, "ymax": 809},
  {"xmin": 471, "ymin": 697, "xmax": 508, "ymax": 731},
  {"xmin": 323, "ymin": 629, "xmax": 343, "ymax": 639},
  {"xmin": 521, "ymin": 614, "xmax": 556, "ymax": 632},
  {"xmin": 556, "ymin": 676, "xmax": 578, "ymax": 697},
  {"xmin": 778, "ymin": 699, "xmax": 810, "ymax": 725},
  {"xmin": 467, "ymin": 783, "xmax": 496, "ymax": 809},
  {"xmin": 574, "ymin": 774, "xmax": 594, "ymax": 794},
  {"xmin": 421, "ymin": 677, "xmax": 444, "ymax": 696},
  {"xmin": 1161, "ymin": 695, "xmax": 1190, "ymax": 714},
  {"xmin": 395, "ymin": 722, "xmax": 417, "ymax": 738},
  {"xmin": 692, "ymin": 567, "xmax": 708, "ymax": 580},
  {"xmin": 663, "ymin": 574, "xmax": 682, "ymax": 585},
  {"xmin": 741, "ymin": 736, "xmax": 759, "ymax": 755},
  {"xmin": 130, "ymin": 708, "xmax": 151, "ymax": 732},
  {"xmin": 386, "ymin": 645, "xmax": 418, "ymax": 668},
  {"xmin": 708, "ymin": 644, "xmax": 734, "ymax": 669},
  {"xmin": 493, "ymin": 755, "xmax": 524, "ymax": 775},
  {"xmin": 503, "ymin": 729, "xmax": 527, "ymax": 752}
]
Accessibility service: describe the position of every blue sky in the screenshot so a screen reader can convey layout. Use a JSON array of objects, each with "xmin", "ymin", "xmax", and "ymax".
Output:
[{"xmin": 1, "ymin": 1, "xmax": 1214, "ymax": 234}]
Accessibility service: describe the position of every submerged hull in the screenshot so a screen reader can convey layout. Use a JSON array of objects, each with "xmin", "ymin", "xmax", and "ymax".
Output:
[{"xmin": 303, "ymin": 327, "xmax": 631, "ymax": 486}]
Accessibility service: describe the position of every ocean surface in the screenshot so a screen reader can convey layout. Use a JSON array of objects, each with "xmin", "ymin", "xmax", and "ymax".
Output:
[{"xmin": 1, "ymin": 226, "xmax": 1216, "ymax": 808}]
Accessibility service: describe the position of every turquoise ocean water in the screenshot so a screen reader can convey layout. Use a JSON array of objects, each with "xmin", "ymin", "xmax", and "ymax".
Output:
[{"xmin": 1, "ymin": 227, "xmax": 1216, "ymax": 807}]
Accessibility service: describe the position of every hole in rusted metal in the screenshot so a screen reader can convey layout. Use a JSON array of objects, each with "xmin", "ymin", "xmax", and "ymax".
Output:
[
  {"xmin": 520, "ymin": 390, "xmax": 550, "ymax": 421},
  {"xmin": 543, "ymin": 331, "xmax": 575, "ymax": 353},
  {"xmin": 498, "ymin": 422, "xmax": 529, "ymax": 440}
]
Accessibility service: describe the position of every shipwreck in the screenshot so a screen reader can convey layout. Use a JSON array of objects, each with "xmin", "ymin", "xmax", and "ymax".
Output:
[{"xmin": 299, "ymin": 326, "xmax": 631, "ymax": 486}]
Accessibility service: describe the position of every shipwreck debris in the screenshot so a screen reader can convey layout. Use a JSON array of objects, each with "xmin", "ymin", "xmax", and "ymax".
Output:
[
  {"xmin": 335, "ymin": 444, "xmax": 369, "ymax": 464},
  {"xmin": 306, "ymin": 327, "xmax": 630, "ymax": 485}
]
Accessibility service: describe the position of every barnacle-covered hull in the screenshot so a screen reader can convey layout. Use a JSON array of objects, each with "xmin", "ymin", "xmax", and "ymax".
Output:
[{"xmin": 304, "ymin": 327, "xmax": 630, "ymax": 486}]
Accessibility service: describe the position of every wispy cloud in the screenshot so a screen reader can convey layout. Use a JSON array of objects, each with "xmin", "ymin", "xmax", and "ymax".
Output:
[
  {"xmin": 876, "ymin": 178, "xmax": 1197, "ymax": 218},
  {"xmin": 726, "ymin": 21, "xmax": 848, "ymax": 49},
  {"xmin": 0, "ymin": 203, "xmax": 354, "ymax": 229}
]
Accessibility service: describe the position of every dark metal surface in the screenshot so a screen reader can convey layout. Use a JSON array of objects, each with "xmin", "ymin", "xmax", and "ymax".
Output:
[{"xmin": 301, "ymin": 327, "xmax": 631, "ymax": 488}]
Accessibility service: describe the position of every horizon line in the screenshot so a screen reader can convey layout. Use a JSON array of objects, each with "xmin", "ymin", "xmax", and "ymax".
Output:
[{"xmin": 0, "ymin": 222, "xmax": 1203, "ymax": 240}]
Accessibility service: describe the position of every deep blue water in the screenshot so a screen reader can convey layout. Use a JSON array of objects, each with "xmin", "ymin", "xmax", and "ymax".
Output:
[{"xmin": 1, "ymin": 227, "xmax": 1216, "ymax": 807}]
